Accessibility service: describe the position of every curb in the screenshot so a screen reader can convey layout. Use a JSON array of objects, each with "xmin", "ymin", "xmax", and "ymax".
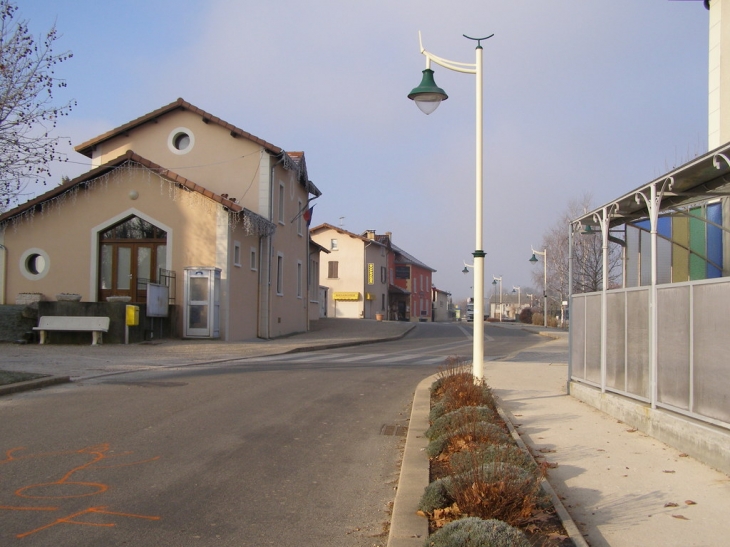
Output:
[
  {"xmin": 388, "ymin": 370, "xmax": 587, "ymax": 547},
  {"xmin": 387, "ymin": 373, "xmax": 435, "ymax": 547},
  {"xmin": 0, "ymin": 375, "xmax": 71, "ymax": 397}
]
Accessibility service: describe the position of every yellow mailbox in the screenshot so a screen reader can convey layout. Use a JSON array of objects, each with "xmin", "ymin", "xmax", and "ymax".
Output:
[{"xmin": 126, "ymin": 305, "xmax": 139, "ymax": 326}]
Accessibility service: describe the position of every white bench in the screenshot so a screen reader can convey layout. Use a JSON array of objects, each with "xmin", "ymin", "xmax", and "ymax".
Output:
[{"xmin": 33, "ymin": 316, "xmax": 110, "ymax": 345}]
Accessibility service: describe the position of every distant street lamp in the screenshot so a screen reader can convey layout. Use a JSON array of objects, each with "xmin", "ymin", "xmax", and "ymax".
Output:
[
  {"xmin": 529, "ymin": 248, "xmax": 548, "ymax": 328},
  {"xmin": 491, "ymin": 275, "xmax": 502, "ymax": 322},
  {"xmin": 409, "ymin": 31, "xmax": 493, "ymax": 381},
  {"xmin": 512, "ymin": 286, "xmax": 521, "ymax": 318}
]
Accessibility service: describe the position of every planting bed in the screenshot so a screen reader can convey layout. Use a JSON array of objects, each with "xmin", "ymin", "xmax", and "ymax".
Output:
[{"xmin": 417, "ymin": 359, "xmax": 574, "ymax": 547}]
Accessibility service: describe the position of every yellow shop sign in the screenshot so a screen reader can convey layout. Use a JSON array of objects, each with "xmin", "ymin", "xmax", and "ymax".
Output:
[{"xmin": 333, "ymin": 292, "xmax": 361, "ymax": 301}]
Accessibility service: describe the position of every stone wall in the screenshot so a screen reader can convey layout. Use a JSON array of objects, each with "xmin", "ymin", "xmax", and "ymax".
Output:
[{"xmin": 0, "ymin": 305, "xmax": 37, "ymax": 343}]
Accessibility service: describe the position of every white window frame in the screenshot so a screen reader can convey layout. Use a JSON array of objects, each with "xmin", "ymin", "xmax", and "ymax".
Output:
[
  {"xmin": 297, "ymin": 260, "xmax": 303, "ymax": 299},
  {"xmin": 297, "ymin": 199, "xmax": 303, "ymax": 236},
  {"xmin": 233, "ymin": 241, "xmax": 241, "ymax": 267},
  {"xmin": 276, "ymin": 252, "xmax": 284, "ymax": 296},
  {"xmin": 250, "ymin": 247, "xmax": 257, "ymax": 271}
]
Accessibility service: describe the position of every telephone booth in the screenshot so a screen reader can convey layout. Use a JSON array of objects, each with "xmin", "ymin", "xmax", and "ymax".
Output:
[{"xmin": 183, "ymin": 267, "xmax": 220, "ymax": 338}]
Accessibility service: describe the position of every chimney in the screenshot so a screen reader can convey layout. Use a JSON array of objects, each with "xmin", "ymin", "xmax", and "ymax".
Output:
[{"xmin": 366, "ymin": 230, "xmax": 376, "ymax": 240}]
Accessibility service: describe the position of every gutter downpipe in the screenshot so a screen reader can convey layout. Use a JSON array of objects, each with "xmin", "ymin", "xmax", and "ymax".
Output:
[
  {"xmin": 259, "ymin": 153, "xmax": 286, "ymax": 339},
  {"xmin": 0, "ymin": 243, "xmax": 6, "ymax": 305}
]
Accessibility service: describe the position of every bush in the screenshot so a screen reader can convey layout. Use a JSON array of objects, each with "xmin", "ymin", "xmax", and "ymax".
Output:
[
  {"xmin": 426, "ymin": 423, "xmax": 510, "ymax": 458},
  {"xmin": 518, "ymin": 307, "xmax": 532, "ymax": 324},
  {"xmin": 429, "ymin": 401, "xmax": 448, "ymax": 423},
  {"xmin": 425, "ymin": 406, "xmax": 497, "ymax": 440},
  {"xmin": 531, "ymin": 312, "xmax": 543, "ymax": 326},
  {"xmin": 419, "ymin": 477, "xmax": 453, "ymax": 513},
  {"xmin": 449, "ymin": 463, "xmax": 548, "ymax": 525},
  {"xmin": 449, "ymin": 443, "xmax": 538, "ymax": 476},
  {"xmin": 424, "ymin": 517, "xmax": 530, "ymax": 547}
]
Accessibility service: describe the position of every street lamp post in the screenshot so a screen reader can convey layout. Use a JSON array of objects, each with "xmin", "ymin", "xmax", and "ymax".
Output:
[
  {"xmin": 529, "ymin": 248, "xmax": 548, "ymax": 328},
  {"xmin": 409, "ymin": 31, "xmax": 493, "ymax": 381},
  {"xmin": 512, "ymin": 286, "xmax": 521, "ymax": 319},
  {"xmin": 491, "ymin": 275, "xmax": 502, "ymax": 322}
]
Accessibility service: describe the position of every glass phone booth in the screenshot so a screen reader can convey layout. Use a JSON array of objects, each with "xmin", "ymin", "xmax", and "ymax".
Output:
[{"xmin": 183, "ymin": 267, "xmax": 221, "ymax": 338}]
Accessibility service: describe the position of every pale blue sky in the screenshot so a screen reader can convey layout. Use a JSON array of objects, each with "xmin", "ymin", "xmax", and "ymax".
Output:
[{"xmin": 21, "ymin": 0, "xmax": 709, "ymax": 301}]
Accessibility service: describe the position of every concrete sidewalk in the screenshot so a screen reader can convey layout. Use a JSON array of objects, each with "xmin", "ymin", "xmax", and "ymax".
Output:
[{"xmin": 484, "ymin": 333, "xmax": 730, "ymax": 547}]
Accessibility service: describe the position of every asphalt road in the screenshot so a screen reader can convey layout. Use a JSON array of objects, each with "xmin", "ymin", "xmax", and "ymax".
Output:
[{"xmin": 0, "ymin": 323, "xmax": 544, "ymax": 547}]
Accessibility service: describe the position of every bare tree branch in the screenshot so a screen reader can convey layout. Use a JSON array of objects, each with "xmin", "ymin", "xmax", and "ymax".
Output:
[{"xmin": 0, "ymin": 0, "xmax": 75, "ymax": 210}]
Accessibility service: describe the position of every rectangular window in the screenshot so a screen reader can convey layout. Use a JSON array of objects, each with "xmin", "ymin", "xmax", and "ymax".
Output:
[
  {"xmin": 297, "ymin": 199, "xmax": 303, "ymax": 236},
  {"xmin": 276, "ymin": 253, "xmax": 284, "ymax": 295},
  {"xmin": 381, "ymin": 266, "xmax": 387, "ymax": 284},
  {"xmin": 331, "ymin": 238, "xmax": 338, "ymax": 251},
  {"xmin": 328, "ymin": 261, "xmax": 338, "ymax": 279},
  {"xmin": 278, "ymin": 182, "xmax": 285, "ymax": 224},
  {"xmin": 297, "ymin": 261, "xmax": 303, "ymax": 298},
  {"xmin": 233, "ymin": 241, "xmax": 241, "ymax": 267},
  {"xmin": 250, "ymin": 247, "xmax": 257, "ymax": 271}
]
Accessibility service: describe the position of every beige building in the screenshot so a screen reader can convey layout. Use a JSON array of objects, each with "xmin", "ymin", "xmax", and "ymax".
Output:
[
  {"xmin": 310, "ymin": 225, "xmax": 389, "ymax": 319},
  {"xmin": 0, "ymin": 98, "xmax": 321, "ymax": 341}
]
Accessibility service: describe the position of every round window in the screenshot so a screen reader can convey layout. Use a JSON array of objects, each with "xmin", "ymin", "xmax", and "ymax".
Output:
[
  {"xmin": 168, "ymin": 127, "xmax": 195, "ymax": 155},
  {"xmin": 173, "ymin": 132, "xmax": 190, "ymax": 151},
  {"xmin": 19, "ymin": 248, "xmax": 50, "ymax": 280}
]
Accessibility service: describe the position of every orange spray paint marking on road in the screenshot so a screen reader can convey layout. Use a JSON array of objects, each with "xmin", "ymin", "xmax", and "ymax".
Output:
[
  {"xmin": 16, "ymin": 506, "xmax": 161, "ymax": 539},
  {"xmin": 0, "ymin": 444, "xmax": 161, "ymax": 540}
]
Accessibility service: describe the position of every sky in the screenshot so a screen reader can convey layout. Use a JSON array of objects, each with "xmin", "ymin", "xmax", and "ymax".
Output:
[{"xmin": 18, "ymin": 0, "xmax": 710, "ymax": 303}]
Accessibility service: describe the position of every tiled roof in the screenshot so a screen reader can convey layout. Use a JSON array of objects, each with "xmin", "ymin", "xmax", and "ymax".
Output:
[
  {"xmin": 75, "ymin": 98, "xmax": 284, "ymax": 157},
  {"xmin": 309, "ymin": 223, "xmax": 388, "ymax": 247},
  {"xmin": 391, "ymin": 241, "xmax": 436, "ymax": 272},
  {"xmin": 73, "ymin": 98, "xmax": 321, "ymax": 197}
]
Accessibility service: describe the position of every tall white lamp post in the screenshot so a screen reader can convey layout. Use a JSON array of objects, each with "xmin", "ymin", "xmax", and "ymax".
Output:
[
  {"xmin": 529, "ymin": 247, "xmax": 548, "ymax": 327},
  {"xmin": 512, "ymin": 286, "xmax": 521, "ymax": 320},
  {"xmin": 408, "ymin": 31, "xmax": 493, "ymax": 381}
]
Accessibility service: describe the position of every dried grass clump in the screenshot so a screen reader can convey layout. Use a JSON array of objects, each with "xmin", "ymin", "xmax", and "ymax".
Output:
[
  {"xmin": 425, "ymin": 406, "xmax": 497, "ymax": 441},
  {"xmin": 424, "ymin": 516, "xmax": 530, "ymax": 547},
  {"xmin": 449, "ymin": 443, "xmax": 539, "ymax": 476},
  {"xmin": 426, "ymin": 423, "xmax": 510, "ymax": 459},
  {"xmin": 449, "ymin": 463, "xmax": 549, "ymax": 526}
]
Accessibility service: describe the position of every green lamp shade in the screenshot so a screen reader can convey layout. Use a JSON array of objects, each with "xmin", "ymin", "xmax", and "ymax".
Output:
[
  {"xmin": 529, "ymin": 254, "xmax": 538, "ymax": 263},
  {"xmin": 408, "ymin": 68, "xmax": 448, "ymax": 115},
  {"xmin": 462, "ymin": 266, "xmax": 469, "ymax": 274}
]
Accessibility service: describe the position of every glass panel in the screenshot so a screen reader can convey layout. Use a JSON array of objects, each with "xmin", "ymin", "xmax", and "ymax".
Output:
[
  {"xmin": 137, "ymin": 247, "xmax": 152, "ymax": 283},
  {"xmin": 156, "ymin": 245, "xmax": 167, "ymax": 280},
  {"xmin": 190, "ymin": 276, "xmax": 208, "ymax": 302},
  {"xmin": 188, "ymin": 304, "xmax": 208, "ymax": 329},
  {"xmin": 101, "ymin": 245, "xmax": 113, "ymax": 290},
  {"xmin": 117, "ymin": 247, "xmax": 131, "ymax": 290},
  {"xmin": 657, "ymin": 286, "xmax": 691, "ymax": 410},
  {"xmin": 101, "ymin": 216, "xmax": 167, "ymax": 240}
]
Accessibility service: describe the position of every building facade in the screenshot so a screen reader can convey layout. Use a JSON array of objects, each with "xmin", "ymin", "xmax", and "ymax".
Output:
[{"xmin": 0, "ymin": 99, "xmax": 321, "ymax": 341}]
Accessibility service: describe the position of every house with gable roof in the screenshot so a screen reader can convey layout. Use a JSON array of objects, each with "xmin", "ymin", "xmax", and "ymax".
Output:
[
  {"xmin": 0, "ymin": 98, "xmax": 321, "ymax": 341},
  {"xmin": 309, "ymin": 225, "xmax": 436, "ymax": 322},
  {"xmin": 309, "ymin": 224, "xmax": 389, "ymax": 319}
]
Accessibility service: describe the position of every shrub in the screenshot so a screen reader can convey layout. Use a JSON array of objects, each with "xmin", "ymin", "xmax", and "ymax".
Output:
[
  {"xmin": 518, "ymin": 307, "xmax": 532, "ymax": 324},
  {"xmin": 531, "ymin": 312, "xmax": 544, "ymax": 326},
  {"xmin": 424, "ymin": 517, "xmax": 530, "ymax": 547},
  {"xmin": 429, "ymin": 401, "xmax": 448, "ymax": 423},
  {"xmin": 425, "ymin": 406, "xmax": 497, "ymax": 440},
  {"xmin": 449, "ymin": 443, "xmax": 538, "ymax": 476},
  {"xmin": 419, "ymin": 477, "xmax": 453, "ymax": 513},
  {"xmin": 426, "ymin": 422, "xmax": 510, "ymax": 458},
  {"xmin": 449, "ymin": 463, "xmax": 549, "ymax": 525}
]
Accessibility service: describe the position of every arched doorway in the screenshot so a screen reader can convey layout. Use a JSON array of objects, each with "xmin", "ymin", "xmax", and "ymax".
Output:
[{"xmin": 98, "ymin": 216, "xmax": 167, "ymax": 303}]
